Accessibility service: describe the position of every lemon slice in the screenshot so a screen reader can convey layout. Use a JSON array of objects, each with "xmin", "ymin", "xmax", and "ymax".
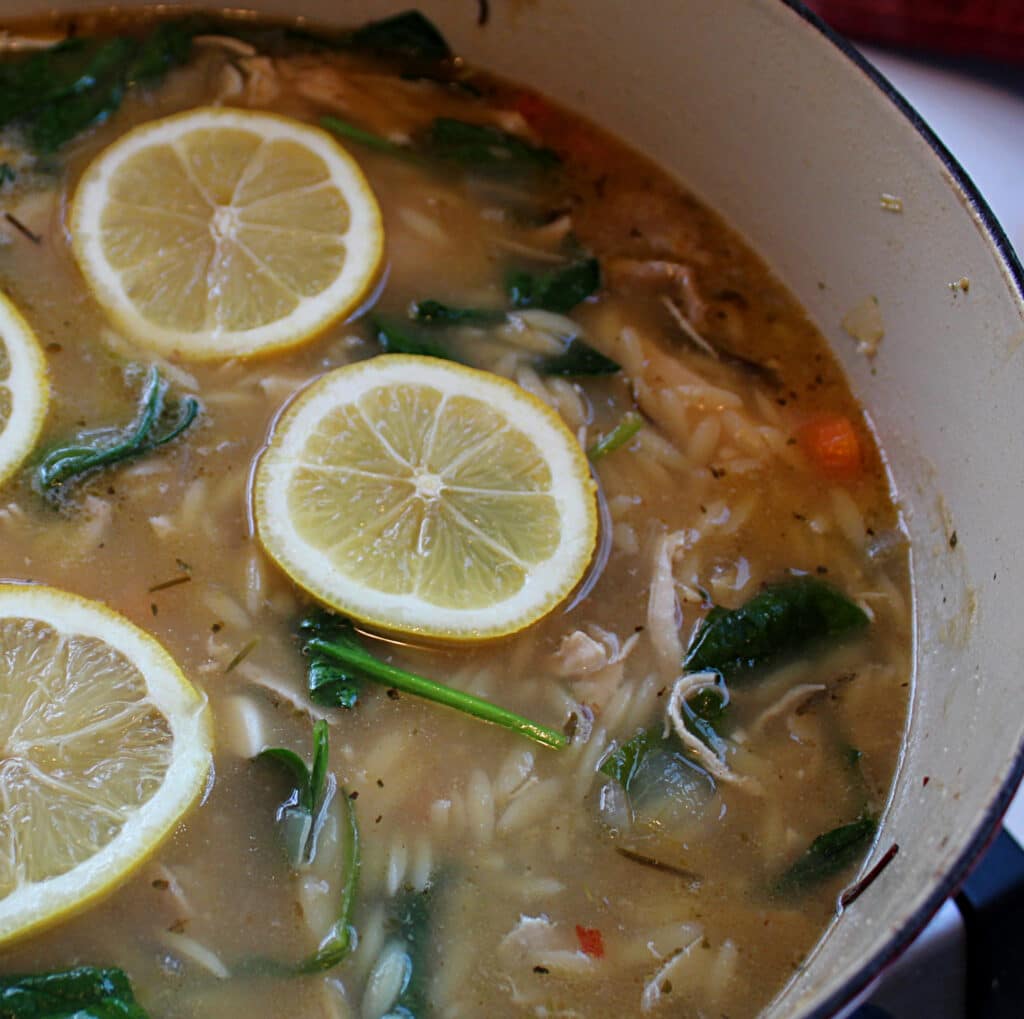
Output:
[
  {"xmin": 0, "ymin": 292, "xmax": 49, "ymax": 487},
  {"xmin": 0, "ymin": 584, "xmax": 212, "ymax": 946},
  {"xmin": 254, "ymin": 355, "xmax": 598, "ymax": 641},
  {"xmin": 69, "ymin": 107, "xmax": 384, "ymax": 361}
]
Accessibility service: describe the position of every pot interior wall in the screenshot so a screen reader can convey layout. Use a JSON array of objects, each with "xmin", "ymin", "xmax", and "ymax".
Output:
[{"xmin": 2, "ymin": 0, "xmax": 1023, "ymax": 1014}]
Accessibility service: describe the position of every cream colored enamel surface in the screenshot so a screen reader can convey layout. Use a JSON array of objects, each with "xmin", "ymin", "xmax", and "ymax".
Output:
[{"xmin": 3, "ymin": 0, "xmax": 1023, "ymax": 1014}]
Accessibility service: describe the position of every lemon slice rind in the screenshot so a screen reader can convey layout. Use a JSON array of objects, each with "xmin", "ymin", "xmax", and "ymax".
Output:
[
  {"xmin": 254, "ymin": 355, "xmax": 598, "ymax": 641},
  {"xmin": 0, "ymin": 584, "xmax": 212, "ymax": 947},
  {"xmin": 70, "ymin": 107, "xmax": 384, "ymax": 361},
  {"xmin": 0, "ymin": 293, "xmax": 49, "ymax": 487}
]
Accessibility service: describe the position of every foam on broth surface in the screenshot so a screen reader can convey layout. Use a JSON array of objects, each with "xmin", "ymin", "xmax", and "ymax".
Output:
[{"xmin": 0, "ymin": 12, "xmax": 910, "ymax": 1017}]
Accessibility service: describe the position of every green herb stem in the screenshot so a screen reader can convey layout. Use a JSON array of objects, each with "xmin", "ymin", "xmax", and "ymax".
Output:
[
  {"xmin": 320, "ymin": 115, "xmax": 411, "ymax": 156},
  {"xmin": 588, "ymin": 412, "xmax": 644, "ymax": 460},
  {"xmin": 306, "ymin": 634, "xmax": 567, "ymax": 750}
]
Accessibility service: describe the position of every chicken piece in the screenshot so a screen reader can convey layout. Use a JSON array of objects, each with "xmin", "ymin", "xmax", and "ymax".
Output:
[
  {"xmin": 573, "ymin": 187, "xmax": 708, "ymax": 265},
  {"xmin": 605, "ymin": 256, "xmax": 708, "ymax": 328}
]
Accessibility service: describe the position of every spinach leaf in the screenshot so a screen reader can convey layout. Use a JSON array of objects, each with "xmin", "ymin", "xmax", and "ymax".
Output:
[
  {"xmin": 258, "ymin": 721, "xmax": 361, "ymax": 974},
  {"xmin": 323, "ymin": 113, "xmax": 557, "ymax": 176},
  {"xmin": 411, "ymin": 300, "xmax": 507, "ymax": 327},
  {"xmin": 372, "ymin": 317, "xmax": 457, "ymax": 361},
  {"xmin": 34, "ymin": 366, "xmax": 200, "ymax": 503},
  {"xmin": 403, "ymin": 298, "xmax": 616, "ymax": 376},
  {"xmin": 0, "ymin": 22, "xmax": 196, "ymax": 153},
  {"xmin": 537, "ymin": 336, "xmax": 620, "ymax": 376},
  {"xmin": 0, "ymin": 965, "xmax": 148, "ymax": 1018},
  {"xmin": 772, "ymin": 816, "xmax": 877, "ymax": 897},
  {"xmin": 297, "ymin": 789, "xmax": 360, "ymax": 974},
  {"xmin": 600, "ymin": 728, "xmax": 714, "ymax": 830},
  {"xmin": 0, "ymin": 38, "xmax": 107, "ymax": 123},
  {"xmin": 257, "ymin": 719, "xmax": 333, "ymax": 868},
  {"xmin": 349, "ymin": 10, "xmax": 452, "ymax": 63},
  {"xmin": 382, "ymin": 885, "xmax": 438, "ymax": 1017},
  {"xmin": 600, "ymin": 727, "xmax": 661, "ymax": 788},
  {"xmin": 684, "ymin": 577, "xmax": 870, "ymax": 682},
  {"xmin": 300, "ymin": 611, "xmax": 361, "ymax": 709},
  {"xmin": 588, "ymin": 411, "xmax": 644, "ymax": 460},
  {"xmin": 424, "ymin": 117, "xmax": 559, "ymax": 173},
  {"xmin": 305, "ymin": 613, "xmax": 567, "ymax": 749},
  {"xmin": 275, "ymin": 13, "xmax": 451, "ymax": 67},
  {"xmin": 256, "ymin": 747, "xmax": 315, "ymax": 811},
  {"xmin": 506, "ymin": 257, "xmax": 600, "ymax": 313},
  {"xmin": 127, "ymin": 19, "xmax": 195, "ymax": 82}
]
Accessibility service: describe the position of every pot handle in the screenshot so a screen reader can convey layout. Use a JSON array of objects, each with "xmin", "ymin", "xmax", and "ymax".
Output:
[{"xmin": 956, "ymin": 828, "xmax": 1024, "ymax": 1017}]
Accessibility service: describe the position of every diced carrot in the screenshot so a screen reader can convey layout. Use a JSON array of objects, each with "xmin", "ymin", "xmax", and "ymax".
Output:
[
  {"xmin": 575, "ymin": 924, "xmax": 605, "ymax": 958},
  {"xmin": 511, "ymin": 90, "xmax": 604, "ymax": 163},
  {"xmin": 512, "ymin": 90, "xmax": 560, "ymax": 134},
  {"xmin": 797, "ymin": 414, "xmax": 863, "ymax": 480}
]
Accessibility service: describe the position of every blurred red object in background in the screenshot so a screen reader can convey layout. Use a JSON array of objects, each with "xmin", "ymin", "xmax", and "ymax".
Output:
[{"xmin": 805, "ymin": 1, "xmax": 1024, "ymax": 65}]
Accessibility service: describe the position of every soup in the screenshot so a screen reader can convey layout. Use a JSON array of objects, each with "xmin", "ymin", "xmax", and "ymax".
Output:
[{"xmin": 0, "ymin": 11, "xmax": 911, "ymax": 1017}]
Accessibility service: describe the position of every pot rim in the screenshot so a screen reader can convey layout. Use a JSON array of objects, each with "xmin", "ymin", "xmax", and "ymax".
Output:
[{"xmin": 777, "ymin": 9, "xmax": 1024, "ymax": 1016}]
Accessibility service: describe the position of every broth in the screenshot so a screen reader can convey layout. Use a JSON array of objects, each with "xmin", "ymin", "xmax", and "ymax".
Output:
[{"xmin": 0, "ymin": 12, "xmax": 910, "ymax": 1018}]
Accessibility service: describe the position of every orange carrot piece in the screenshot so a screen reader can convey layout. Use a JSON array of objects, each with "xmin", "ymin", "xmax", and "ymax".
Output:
[
  {"xmin": 575, "ymin": 925, "xmax": 605, "ymax": 958},
  {"xmin": 512, "ymin": 91, "xmax": 558, "ymax": 132},
  {"xmin": 798, "ymin": 414, "xmax": 864, "ymax": 480}
]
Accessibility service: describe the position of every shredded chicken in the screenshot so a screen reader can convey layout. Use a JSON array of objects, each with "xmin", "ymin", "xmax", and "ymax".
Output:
[
  {"xmin": 240, "ymin": 664, "xmax": 332, "ymax": 723},
  {"xmin": 573, "ymin": 188, "xmax": 707, "ymax": 265},
  {"xmin": 193, "ymin": 34, "xmax": 258, "ymax": 56},
  {"xmin": 587, "ymin": 317, "xmax": 780, "ymax": 456},
  {"xmin": 550, "ymin": 624, "xmax": 639, "ymax": 677},
  {"xmin": 551, "ymin": 631, "xmax": 607, "ymax": 676},
  {"xmin": 605, "ymin": 257, "xmax": 707, "ymax": 328},
  {"xmin": 640, "ymin": 933, "xmax": 704, "ymax": 1012},
  {"xmin": 499, "ymin": 914, "xmax": 595, "ymax": 982},
  {"xmin": 553, "ymin": 625, "xmax": 642, "ymax": 716},
  {"xmin": 227, "ymin": 54, "xmax": 534, "ymax": 145},
  {"xmin": 647, "ymin": 529, "xmax": 694, "ymax": 678},
  {"xmin": 0, "ymin": 31, "xmax": 61, "ymax": 51},
  {"xmin": 747, "ymin": 683, "xmax": 828, "ymax": 739},
  {"xmin": 665, "ymin": 672, "xmax": 762, "ymax": 792},
  {"xmin": 234, "ymin": 55, "xmax": 281, "ymax": 106}
]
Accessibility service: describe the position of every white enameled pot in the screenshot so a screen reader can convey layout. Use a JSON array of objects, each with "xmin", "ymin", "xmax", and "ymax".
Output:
[{"xmin": 3, "ymin": 1, "xmax": 1022, "ymax": 1015}]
